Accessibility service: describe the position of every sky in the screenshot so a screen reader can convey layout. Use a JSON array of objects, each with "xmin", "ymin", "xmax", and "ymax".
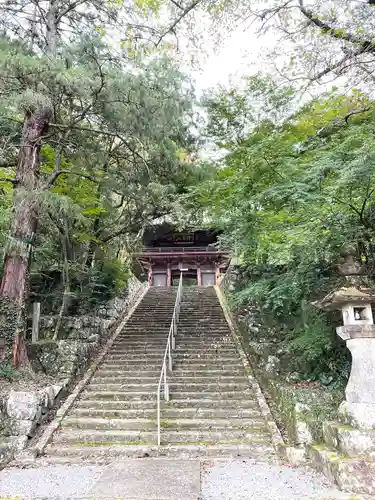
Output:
[
  {"xmin": 183, "ymin": 14, "xmax": 274, "ymax": 96},
  {"xmin": 194, "ymin": 25, "xmax": 259, "ymax": 92}
]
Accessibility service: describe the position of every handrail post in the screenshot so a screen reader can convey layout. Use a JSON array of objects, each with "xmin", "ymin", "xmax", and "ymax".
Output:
[
  {"xmin": 157, "ymin": 390, "xmax": 161, "ymax": 445},
  {"xmin": 168, "ymin": 338, "xmax": 172, "ymax": 372},
  {"xmin": 171, "ymin": 324, "xmax": 175, "ymax": 350},
  {"xmin": 164, "ymin": 360, "xmax": 169, "ymax": 401}
]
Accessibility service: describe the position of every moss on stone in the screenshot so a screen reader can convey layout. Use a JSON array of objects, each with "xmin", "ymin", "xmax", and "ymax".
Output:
[
  {"xmin": 0, "ymin": 297, "xmax": 23, "ymax": 363},
  {"xmin": 75, "ymin": 441, "xmax": 155, "ymax": 447}
]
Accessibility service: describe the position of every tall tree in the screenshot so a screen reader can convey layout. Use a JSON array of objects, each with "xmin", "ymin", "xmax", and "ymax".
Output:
[
  {"xmin": 196, "ymin": 78, "xmax": 375, "ymax": 381},
  {"xmin": 0, "ymin": 0, "xmax": 198, "ymax": 366}
]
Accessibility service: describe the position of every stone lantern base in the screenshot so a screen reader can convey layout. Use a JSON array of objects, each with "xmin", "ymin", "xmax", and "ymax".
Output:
[
  {"xmin": 339, "ymin": 401, "xmax": 375, "ymax": 430},
  {"xmin": 337, "ymin": 326, "xmax": 375, "ymax": 430}
]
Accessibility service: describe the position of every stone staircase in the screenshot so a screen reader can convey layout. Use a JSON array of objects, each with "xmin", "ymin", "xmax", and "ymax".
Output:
[{"xmin": 36, "ymin": 286, "xmax": 274, "ymax": 463}]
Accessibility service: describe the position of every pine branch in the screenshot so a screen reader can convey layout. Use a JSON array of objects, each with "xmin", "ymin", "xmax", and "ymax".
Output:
[
  {"xmin": 48, "ymin": 122, "xmax": 150, "ymax": 168},
  {"xmin": 298, "ymin": 0, "xmax": 375, "ymax": 53},
  {"xmin": 156, "ymin": 0, "xmax": 201, "ymax": 47},
  {"xmin": 45, "ymin": 169, "xmax": 98, "ymax": 188},
  {"xmin": 344, "ymin": 107, "xmax": 371, "ymax": 123}
]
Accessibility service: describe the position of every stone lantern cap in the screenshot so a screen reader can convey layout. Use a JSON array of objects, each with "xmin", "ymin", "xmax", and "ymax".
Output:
[{"xmin": 315, "ymin": 286, "xmax": 375, "ymax": 311}]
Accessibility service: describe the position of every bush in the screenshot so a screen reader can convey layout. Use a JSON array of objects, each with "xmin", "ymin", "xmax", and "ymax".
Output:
[
  {"xmin": 29, "ymin": 258, "xmax": 131, "ymax": 316},
  {"xmin": 0, "ymin": 362, "xmax": 20, "ymax": 381},
  {"xmin": 230, "ymin": 263, "xmax": 350, "ymax": 388},
  {"xmin": 81, "ymin": 259, "xmax": 130, "ymax": 311}
]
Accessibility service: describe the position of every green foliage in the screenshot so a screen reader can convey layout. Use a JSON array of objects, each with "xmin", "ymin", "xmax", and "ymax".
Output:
[
  {"xmin": 195, "ymin": 77, "xmax": 375, "ymax": 384},
  {"xmin": 0, "ymin": 363, "xmax": 19, "ymax": 381},
  {"xmin": 83, "ymin": 260, "xmax": 130, "ymax": 308},
  {"xmin": 0, "ymin": 14, "xmax": 200, "ymax": 322}
]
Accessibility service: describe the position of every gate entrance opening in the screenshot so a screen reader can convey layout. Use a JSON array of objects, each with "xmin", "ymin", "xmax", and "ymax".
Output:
[{"xmin": 136, "ymin": 225, "xmax": 230, "ymax": 287}]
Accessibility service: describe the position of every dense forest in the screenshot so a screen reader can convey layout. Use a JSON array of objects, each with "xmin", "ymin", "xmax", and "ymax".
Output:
[
  {"xmin": 0, "ymin": 0, "xmax": 205, "ymax": 366},
  {"xmin": 1, "ymin": 0, "xmax": 375, "ymax": 388},
  {"xmin": 194, "ymin": 81, "xmax": 374, "ymax": 386}
]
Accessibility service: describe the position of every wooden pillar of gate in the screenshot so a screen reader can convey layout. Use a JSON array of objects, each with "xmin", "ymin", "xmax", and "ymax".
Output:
[
  {"xmin": 197, "ymin": 265, "xmax": 202, "ymax": 286},
  {"xmin": 148, "ymin": 266, "xmax": 153, "ymax": 286},
  {"xmin": 215, "ymin": 263, "xmax": 220, "ymax": 285},
  {"xmin": 167, "ymin": 262, "xmax": 171, "ymax": 287}
]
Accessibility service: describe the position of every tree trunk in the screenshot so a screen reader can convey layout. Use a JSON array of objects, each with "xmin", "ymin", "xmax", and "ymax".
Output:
[
  {"xmin": 46, "ymin": 0, "xmax": 57, "ymax": 56},
  {"xmin": 0, "ymin": 105, "xmax": 52, "ymax": 367}
]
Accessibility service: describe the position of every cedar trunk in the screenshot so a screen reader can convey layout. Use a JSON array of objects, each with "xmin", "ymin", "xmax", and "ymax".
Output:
[{"xmin": 0, "ymin": 106, "xmax": 51, "ymax": 367}]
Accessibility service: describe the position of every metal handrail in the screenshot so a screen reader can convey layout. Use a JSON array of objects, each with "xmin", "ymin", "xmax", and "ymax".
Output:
[{"xmin": 156, "ymin": 272, "xmax": 183, "ymax": 446}]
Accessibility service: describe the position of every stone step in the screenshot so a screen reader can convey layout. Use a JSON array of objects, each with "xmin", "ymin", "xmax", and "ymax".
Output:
[
  {"xmin": 115, "ymin": 335, "xmax": 167, "ymax": 339},
  {"xmin": 91, "ymin": 375, "xmax": 248, "ymax": 384},
  {"xmin": 114, "ymin": 339, "xmax": 168, "ymax": 344},
  {"xmin": 109, "ymin": 347, "xmax": 238, "ymax": 355},
  {"xmin": 172, "ymin": 362, "xmax": 244, "ymax": 370},
  {"xmin": 99, "ymin": 361, "xmax": 162, "ymax": 369},
  {"xmin": 86, "ymin": 383, "xmax": 158, "ymax": 392},
  {"xmin": 181, "ymin": 305, "xmax": 222, "ymax": 309},
  {"xmin": 109, "ymin": 348, "xmax": 166, "ymax": 354},
  {"xmin": 178, "ymin": 323, "xmax": 228, "ymax": 327},
  {"xmin": 130, "ymin": 311, "xmax": 174, "ymax": 314},
  {"xmin": 122, "ymin": 320, "xmax": 171, "ymax": 324},
  {"xmin": 105, "ymin": 353, "xmax": 239, "ymax": 361},
  {"xmin": 136, "ymin": 305, "xmax": 175, "ymax": 308},
  {"xmin": 104, "ymin": 356, "xmax": 164, "ymax": 363},
  {"xmin": 169, "ymin": 391, "xmax": 256, "ymax": 400},
  {"xmin": 120, "ymin": 326, "xmax": 171, "ymax": 330},
  {"xmin": 70, "ymin": 407, "xmax": 263, "ymax": 419},
  {"xmin": 115, "ymin": 339, "xmax": 234, "ymax": 346},
  {"xmin": 91, "ymin": 376, "xmax": 159, "ymax": 384},
  {"xmin": 121, "ymin": 323, "xmax": 170, "ymax": 327},
  {"xmin": 114, "ymin": 339, "xmax": 168, "ymax": 345},
  {"xmin": 174, "ymin": 353, "xmax": 239, "ymax": 360},
  {"xmin": 122, "ymin": 324, "xmax": 171, "ymax": 329},
  {"xmin": 118, "ymin": 332, "xmax": 169, "ymax": 336},
  {"xmin": 75, "ymin": 399, "xmax": 157, "ymax": 410},
  {"xmin": 171, "ymin": 375, "xmax": 247, "ymax": 383},
  {"xmin": 75, "ymin": 398, "xmax": 259, "ymax": 410},
  {"xmin": 62, "ymin": 417, "xmax": 156, "ymax": 431},
  {"xmin": 118, "ymin": 329, "xmax": 169, "ymax": 334},
  {"xmin": 42, "ymin": 442, "xmax": 275, "ymax": 461},
  {"xmin": 99, "ymin": 360, "xmax": 241, "ymax": 370},
  {"xmin": 179, "ymin": 312, "xmax": 225, "ymax": 316},
  {"xmin": 86, "ymin": 381, "xmax": 249, "ymax": 392},
  {"xmin": 174, "ymin": 347, "xmax": 238, "ymax": 353},
  {"xmin": 129, "ymin": 310, "xmax": 174, "ymax": 313},
  {"xmin": 175, "ymin": 340, "xmax": 234, "ymax": 345},
  {"xmin": 81, "ymin": 391, "xmax": 157, "ymax": 401},
  {"xmin": 179, "ymin": 319, "xmax": 226, "ymax": 323},
  {"xmin": 176, "ymin": 331, "xmax": 231, "ymax": 336},
  {"xmin": 94, "ymin": 370, "xmax": 161, "ymax": 377},
  {"xmin": 80, "ymin": 390, "xmax": 256, "ymax": 402},
  {"xmin": 52, "ymin": 428, "xmax": 270, "ymax": 445},
  {"xmin": 170, "ymin": 381, "xmax": 249, "ymax": 390},
  {"xmin": 110, "ymin": 345, "xmax": 167, "ymax": 351},
  {"xmin": 323, "ymin": 421, "xmax": 375, "ymax": 458},
  {"xmin": 171, "ymin": 369, "xmax": 246, "ymax": 377},
  {"xmin": 308, "ymin": 444, "xmax": 375, "ymax": 495},
  {"xmin": 61, "ymin": 417, "xmax": 267, "ymax": 431},
  {"xmin": 176, "ymin": 333, "xmax": 231, "ymax": 337}
]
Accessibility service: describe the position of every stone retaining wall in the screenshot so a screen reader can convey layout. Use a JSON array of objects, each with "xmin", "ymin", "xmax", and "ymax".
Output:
[
  {"xmin": 0, "ymin": 383, "xmax": 66, "ymax": 468},
  {"xmin": 37, "ymin": 275, "xmax": 146, "ymax": 341},
  {"xmin": 219, "ymin": 266, "xmax": 340, "ymax": 463},
  {"xmin": 0, "ymin": 276, "xmax": 148, "ymax": 468}
]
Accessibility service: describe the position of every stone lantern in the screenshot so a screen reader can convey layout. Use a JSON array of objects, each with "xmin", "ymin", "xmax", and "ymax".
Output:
[{"xmin": 318, "ymin": 285, "xmax": 375, "ymax": 429}]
